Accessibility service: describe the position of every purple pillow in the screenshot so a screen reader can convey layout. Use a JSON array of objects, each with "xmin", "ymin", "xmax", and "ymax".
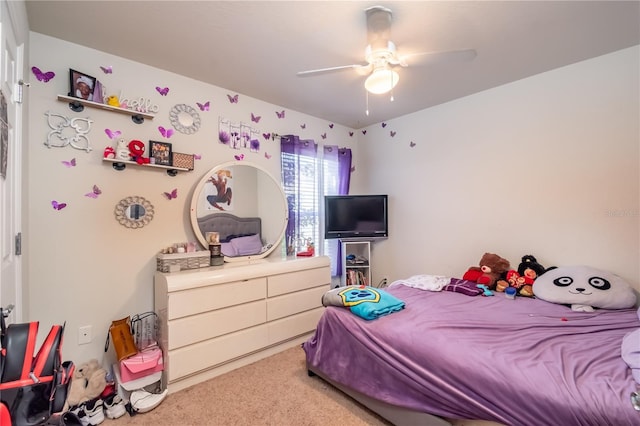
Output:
[
  {"xmin": 443, "ymin": 278, "xmax": 483, "ymax": 296},
  {"xmin": 230, "ymin": 234, "xmax": 263, "ymax": 256},
  {"xmin": 220, "ymin": 242, "xmax": 237, "ymax": 257}
]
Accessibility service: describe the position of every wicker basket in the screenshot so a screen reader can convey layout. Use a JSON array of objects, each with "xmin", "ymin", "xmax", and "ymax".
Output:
[
  {"xmin": 172, "ymin": 152, "xmax": 194, "ymax": 170},
  {"xmin": 156, "ymin": 251, "xmax": 209, "ymax": 272}
]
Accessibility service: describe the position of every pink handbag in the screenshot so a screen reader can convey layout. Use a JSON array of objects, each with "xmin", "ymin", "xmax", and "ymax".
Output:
[{"xmin": 119, "ymin": 346, "xmax": 163, "ymax": 383}]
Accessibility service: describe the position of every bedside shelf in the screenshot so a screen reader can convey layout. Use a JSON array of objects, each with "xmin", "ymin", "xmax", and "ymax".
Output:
[
  {"xmin": 342, "ymin": 241, "xmax": 371, "ymax": 286},
  {"xmin": 103, "ymin": 158, "xmax": 190, "ymax": 176},
  {"xmin": 57, "ymin": 95, "xmax": 154, "ymax": 123}
]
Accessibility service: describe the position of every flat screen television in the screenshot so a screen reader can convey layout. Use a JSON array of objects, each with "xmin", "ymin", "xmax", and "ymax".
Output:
[{"xmin": 324, "ymin": 194, "xmax": 388, "ymax": 240}]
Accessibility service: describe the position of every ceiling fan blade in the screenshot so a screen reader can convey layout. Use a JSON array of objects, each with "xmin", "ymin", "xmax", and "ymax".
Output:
[
  {"xmin": 396, "ymin": 48, "xmax": 477, "ymax": 67},
  {"xmin": 296, "ymin": 64, "xmax": 370, "ymax": 77}
]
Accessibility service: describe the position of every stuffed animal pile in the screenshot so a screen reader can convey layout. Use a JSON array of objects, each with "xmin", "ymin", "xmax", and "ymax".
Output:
[{"xmin": 461, "ymin": 252, "xmax": 637, "ymax": 311}]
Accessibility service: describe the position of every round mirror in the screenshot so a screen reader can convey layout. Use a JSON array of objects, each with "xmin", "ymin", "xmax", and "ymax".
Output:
[
  {"xmin": 169, "ymin": 104, "xmax": 201, "ymax": 134},
  {"xmin": 190, "ymin": 160, "xmax": 288, "ymax": 262},
  {"xmin": 115, "ymin": 196, "xmax": 155, "ymax": 228}
]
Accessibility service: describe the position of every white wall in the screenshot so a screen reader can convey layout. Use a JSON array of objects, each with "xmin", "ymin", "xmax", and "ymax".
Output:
[
  {"xmin": 26, "ymin": 32, "xmax": 359, "ymax": 364},
  {"xmin": 358, "ymin": 46, "xmax": 639, "ymax": 295}
]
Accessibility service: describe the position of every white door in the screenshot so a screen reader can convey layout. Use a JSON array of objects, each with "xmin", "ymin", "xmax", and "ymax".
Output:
[{"xmin": 0, "ymin": 0, "xmax": 25, "ymax": 325}]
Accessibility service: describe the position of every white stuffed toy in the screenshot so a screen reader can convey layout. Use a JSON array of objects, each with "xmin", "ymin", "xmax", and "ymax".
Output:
[
  {"xmin": 116, "ymin": 138, "xmax": 130, "ymax": 161},
  {"xmin": 533, "ymin": 265, "xmax": 636, "ymax": 312}
]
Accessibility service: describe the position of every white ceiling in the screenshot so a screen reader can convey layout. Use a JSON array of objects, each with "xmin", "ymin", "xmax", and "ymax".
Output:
[{"xmin": 25, "ymin": 1, "xmax": 640, "ymax": 129}]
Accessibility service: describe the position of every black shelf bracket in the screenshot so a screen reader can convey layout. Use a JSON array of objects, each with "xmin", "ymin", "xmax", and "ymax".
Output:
[{"xmin": 68, "ymin": 101, "xmax": 84, "ymax": 113}]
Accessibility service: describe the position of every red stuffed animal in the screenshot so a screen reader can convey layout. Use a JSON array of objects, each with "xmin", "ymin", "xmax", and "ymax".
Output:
[
  {"xmin": 462, "ymin": 252, "xmax": 511, "ymax": 289},
  {"xmin": 128, "ymin": 140, "xmax": 150, "ymax": 165}
]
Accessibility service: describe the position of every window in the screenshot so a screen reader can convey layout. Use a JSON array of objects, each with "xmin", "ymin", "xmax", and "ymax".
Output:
[{"xmin": 281, "ymin": 136, "xmax": 351, "ymax": 276}]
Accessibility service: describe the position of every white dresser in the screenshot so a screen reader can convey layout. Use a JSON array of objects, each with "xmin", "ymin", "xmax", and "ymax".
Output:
[{"xmin": 154, "ymin": 255, "xmax": 330, "ymax": 392}]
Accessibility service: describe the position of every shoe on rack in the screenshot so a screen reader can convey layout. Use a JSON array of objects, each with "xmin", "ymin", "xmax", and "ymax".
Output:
[
  {"xmin": 103, "ymin": 393, "xmax": 126, "ymax": 419},
  {"xmin": 129, "ymin": 389, "xmax": 168, "ymax": 414},
  {"xmin": 70, "ymin": 399, "xmax": 104, "ymax": 426}
]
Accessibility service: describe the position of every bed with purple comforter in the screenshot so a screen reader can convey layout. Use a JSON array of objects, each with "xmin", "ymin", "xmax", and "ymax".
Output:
[{"xmin": 303, "ymin": 284, "xmax": 640, "ymax": 425}]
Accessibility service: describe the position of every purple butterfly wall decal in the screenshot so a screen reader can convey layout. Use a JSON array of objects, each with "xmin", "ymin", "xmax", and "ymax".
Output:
[
  {"xmin": 158, "ymin": 126, "xmax": 174, "ymax": 138},
  {"xmin": 362, "ymin": 130, "xmax": 367, "ymax": 135},
  {"xmin": 197, "ymin": 101, "xmax": 210, "ymax": 111},
  {"xmin": 349, "ymin": 131, "xmax": 354, "ymax": 137},
  {"xmin": 276, "ymin": 110, "xmax": 285, "ymax": 119},
  {"xmin": 321, "ymin": 133, "xmax": 327, "ymax": 139},
  {"xmin": 194, "ymin": 154, "xmax": 202, "ymax": 160},
  {"xmin": 164, "ymin": 188, "xmax": 178, "ymax": 200},
  {"xmin": 227, "ymin": 94, "xmax": 239, "ymax": 103},
  {"xmin": 85, "ymin": 185, "xmax": 102, "ymax": 199},
  {"xmin": 265, "ymin": 152, "xmax": 272, "ymax": 159},
  {"xmin": 329, "ymin": 124, "xmax": 334, "ymax": 129},
  {"xmin": 390, "ymin": 131, "xmax": 396, "ymax": 137},
  {"xmin": 381, "ymin": 122, "xmax": 387, "ymax": 128},
  {"xmin": 251, "ymin": 113, "xmax": 261, "ymax": 123},
  {"xmin": 410, "ymin": 141, "xmax": 416, "ymax": 148},
  {"xmin": 32, "ymin": 66, "xmax": 55, "ymax": 82},
  {"xmin": 61, "ymin": 158, "xmax": 76, "ymax": 168},
  {"xmin": 104, "ymin": 129, "xmax": 121, "ymax": 139},
  {"xmin": 300, "ymin": 123, "xmax": 306, "ymax": 129},
  {"xmin": 234, "ymin": 153, "xmax": 245, "ymax": 161},
  {"xmin": 51, "ymin": 200, "xmax": 67, "ymax": 210},
  {"xmin": 100, "ymin": 65, "xmax": 113, "ymax": 74},
  {"xmin": 262, "ymin": 133, "xmax": 271, "ymax": 140},
  {"xmin": 350, "ymin": 166, "xmax": 356, "ymax": 172},
  {"xmin": 156, "ymin": 86, "xmax": 169, "ymax": 96}
]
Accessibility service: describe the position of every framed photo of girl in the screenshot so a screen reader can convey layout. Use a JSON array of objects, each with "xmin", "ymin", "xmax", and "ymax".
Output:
[
  {"xmin": 69, "ymin": 69, "xmax": 97, "ymax": 101},
  {"xmin": 149, "ymin": 140, "xmax": 172, "ymax": 166}
]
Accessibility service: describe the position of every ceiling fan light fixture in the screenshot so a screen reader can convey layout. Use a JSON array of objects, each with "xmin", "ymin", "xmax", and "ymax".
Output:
[{"xmin": 364, "ymin": 68, "xmax": 399, "ymax": 95}]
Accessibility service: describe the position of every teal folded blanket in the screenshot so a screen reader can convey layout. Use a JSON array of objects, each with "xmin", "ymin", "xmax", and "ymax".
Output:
[{"xmin": 322, "ymin": 286, "xmax": 405, "ymax": 320}]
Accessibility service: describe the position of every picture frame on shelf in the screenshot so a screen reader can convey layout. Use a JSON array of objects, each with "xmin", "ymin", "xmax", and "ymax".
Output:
[
  {"xmin": 149, "ymin": 140, "xmax": 172, "ymax": 166},
  {"xmin": 69, "ymin": 69, "xmax": 97, "ymax": 101}
]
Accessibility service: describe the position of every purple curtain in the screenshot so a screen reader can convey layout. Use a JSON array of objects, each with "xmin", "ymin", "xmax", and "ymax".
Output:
[
  {"xmin": 281, "ymin": 135, "xmax": 318, "ymax": 255},
  {"xmin": 323, "ymin": 145, "xmax": 352, "ymax": 276}
]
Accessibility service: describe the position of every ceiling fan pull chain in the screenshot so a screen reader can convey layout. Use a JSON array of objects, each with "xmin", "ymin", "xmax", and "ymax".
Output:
[
  {"xmin": 365, "ymin": 90, "xmax": 370, "ymax": 116},
  {"xmin": 390, "ymin": 71, "xmax": 395, "ymax": 102}
]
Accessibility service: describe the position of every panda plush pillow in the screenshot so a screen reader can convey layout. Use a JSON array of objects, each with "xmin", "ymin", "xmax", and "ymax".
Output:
[{"xmin": 533, "ymin": 265, "xmax": 637, "ymax": 312}]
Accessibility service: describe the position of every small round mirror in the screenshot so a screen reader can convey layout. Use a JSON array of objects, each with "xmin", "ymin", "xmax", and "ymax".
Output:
[
  {"xmin": 115, "ymin": 196, "xmax": 154, "ymax": 228},
  {"xmin": 169, "ymin": 104, "xmax": 201, "ymax": 134},
  {"xmin": 190, "ymin": 161, "xmax": 288, "ymax": 262}
]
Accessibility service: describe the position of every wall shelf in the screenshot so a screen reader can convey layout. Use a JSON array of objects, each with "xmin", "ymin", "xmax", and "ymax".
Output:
[
  {"xmin": 57, "ymin": 95, "xmax": 154, "ymax": 123},
  {"xmin": 103, "ymin": 158, "xmax": 189, "ymax": 176}
]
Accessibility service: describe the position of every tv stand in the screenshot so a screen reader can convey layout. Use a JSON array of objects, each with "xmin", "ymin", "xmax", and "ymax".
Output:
[{"xmin": 341, "ymin": 241, "xmax": 370, "ymax": 286}]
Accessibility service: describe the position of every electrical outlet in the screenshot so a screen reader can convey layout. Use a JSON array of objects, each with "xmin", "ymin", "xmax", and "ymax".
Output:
[{"xmin": 78, "ymin": 325, "xmax": 92, "ymax": 345}]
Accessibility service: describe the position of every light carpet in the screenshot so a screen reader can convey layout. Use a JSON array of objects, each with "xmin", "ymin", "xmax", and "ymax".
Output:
[{"xmin": 103, "ymin": 345, "xmax": 391, "ymax": 426}]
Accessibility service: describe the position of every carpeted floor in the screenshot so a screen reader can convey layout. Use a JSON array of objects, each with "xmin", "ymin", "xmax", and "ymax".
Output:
[{"xmin": 103, "ymin": 345, "xmax": 392, "ymax": 426}]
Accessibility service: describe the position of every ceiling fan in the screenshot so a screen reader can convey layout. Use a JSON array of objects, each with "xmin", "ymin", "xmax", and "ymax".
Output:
[{"xmin": 297, "ymin": 6, "xmax": 477, "ymax": 96}]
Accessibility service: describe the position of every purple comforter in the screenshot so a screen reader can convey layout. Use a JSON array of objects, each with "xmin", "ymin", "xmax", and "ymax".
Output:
[{"xmin": 303, "ymin": 284, "xmax": 640, "ymax": 425}]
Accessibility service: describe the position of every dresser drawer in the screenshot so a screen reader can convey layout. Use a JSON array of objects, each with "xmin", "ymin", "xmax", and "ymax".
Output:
[
  {"xmin": 267, "ymin": 267, "xmax": 330, "ymax": 297},
  {"xmin": 266, "ymin": 285, "xmax": 326, "ymax": 321},
  {"xmin": 168, "ymin": 278, "xmax": 266, "ymax": 319},
  {"xmin": 267, "ymin": 307, "xmax": 324, "ymax": 345},
  {"xmin": 168, "ymin": 324, "xmax": 269, "ymax": 382},
  {"xmin": 168, "ymin": 300, "xmax": 266, "ymax": 350}
]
